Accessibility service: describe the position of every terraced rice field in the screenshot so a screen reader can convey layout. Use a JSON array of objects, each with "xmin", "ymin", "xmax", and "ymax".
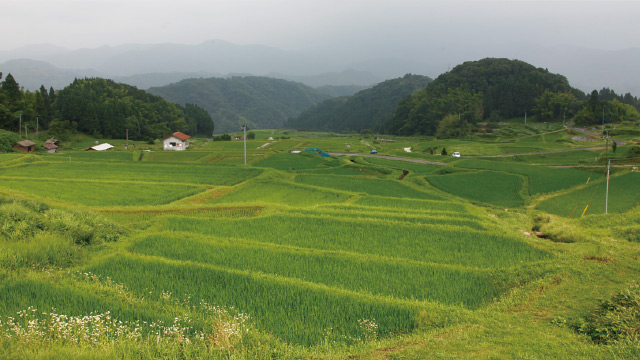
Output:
[
  {"xmin": 426, "ymin": 170, "xmax": 525, "ymax": 207},
  {"xmin": 536, "ymin": 172, "xmax": 640, "ymax": 216},
  {"xmin": 7, "ymin": 145, "xmax": 636, "ymax": 349}
]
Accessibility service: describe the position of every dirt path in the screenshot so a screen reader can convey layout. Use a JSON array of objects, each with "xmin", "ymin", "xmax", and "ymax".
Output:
[
  {"xmin": 568, "ymin": 124, "xmax": 626, "ymax": 146},
  {"xmin": 328, "ymin": 152, "xmax": 448, "ymax": 166}
]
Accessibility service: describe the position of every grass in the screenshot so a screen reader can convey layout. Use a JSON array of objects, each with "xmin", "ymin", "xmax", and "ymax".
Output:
[
  {"xmin": 536, "ymin": 172, "xmax": 640, "ymax": 216},
  {"xmin": 159, "ymin": 214, "xmax": 552, "ymax": 268},
  {"xmin": 1, "ymin": 126, "xmax": 640, "ymax": 358},
  {"xmin": 87, "ymin": 253, "xmax": 421, "ymax": 346},
  {"xmin": 0, "ymin": 178, "xmax": 205, "ymax": 206},
  {"xmin": 205, "ymin": 179, "xmax": 351, "ymax": 206},
  {"xmin": 130, "ymin": 233, "xmax": 502, "ymax": 308},
  {"xmin": 455, "ymin": 158, "xmax": 601, "ymax": 195},
  {"xmin": 253, "ymin": 152, "xmax": 338, "ymax": 170},
  {"xmin": 0, "ymin": 161, "xmax": 263, "ymax": 186},
  {"xmin": 426, "ymin": 170, "xmax": 525, "ymax": 207},
  {"xmin": 296, "ymin": 174, "xmax": 443, "ymax": 200}
]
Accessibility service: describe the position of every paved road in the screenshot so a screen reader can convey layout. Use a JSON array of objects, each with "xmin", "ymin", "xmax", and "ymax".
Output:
[{"xmin": 328, "ymin": 152, "xmax": 448, "ymax": 166}]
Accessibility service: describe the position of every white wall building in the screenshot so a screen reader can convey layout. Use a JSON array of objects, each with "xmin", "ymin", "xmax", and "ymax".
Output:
[{"xmin": 163, "ymin": 132, "xmax": 191, "ymax": 151}]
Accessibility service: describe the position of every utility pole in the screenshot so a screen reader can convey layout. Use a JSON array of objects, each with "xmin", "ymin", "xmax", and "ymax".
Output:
[
  {"xmin": 241, "ymin": 124, "xmax": 247, "ymax": 165},
  {"xmin": 605, "ymin": 159, "xmax": 611, "ymax": 215},
  {"xmin": 125, "ymin": 128, "xmax": 129, "ymax": 149},
  {"xmin": 36, "ymin": 117, "xmax": 39, "ymax": 136},
  {"xmin": 18, "ymin": 113, "xmax": 22, "ymax": 137},
  {"xmin": 605, "ymin": 129, "xmax": 609, "ymax": 164}
]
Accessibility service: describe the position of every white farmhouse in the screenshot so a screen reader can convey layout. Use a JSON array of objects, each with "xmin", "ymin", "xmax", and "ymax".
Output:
[{"xmin": 163, "ymin": 132, "xmax": 191, "ymax": 151}]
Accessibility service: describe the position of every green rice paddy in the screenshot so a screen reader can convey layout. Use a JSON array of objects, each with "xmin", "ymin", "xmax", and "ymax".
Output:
[{"xmin": 1, "ymin": 131, "xmax": 639, "ymax": 357}]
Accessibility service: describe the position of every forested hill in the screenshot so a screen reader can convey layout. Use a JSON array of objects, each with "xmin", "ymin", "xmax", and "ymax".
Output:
[
  {"xmin": 55, "ymin": 78, "xmax": 212, "ymax": 140},
  {"xmin": 286, "ymin": 74, "xmax": 432, "ymax": 132},
  {"xmin": 148, "ymin": 76, "xmax": 331, "ymax": 133},
  {"xmin": 386, "ymin": 58, "xmax": 578, "ymax": 136}
]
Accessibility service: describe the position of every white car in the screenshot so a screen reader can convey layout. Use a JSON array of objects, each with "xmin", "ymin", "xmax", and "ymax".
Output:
[{"xmin": 452, "ymin": 152, "xmax": 461, "ymax": 157}]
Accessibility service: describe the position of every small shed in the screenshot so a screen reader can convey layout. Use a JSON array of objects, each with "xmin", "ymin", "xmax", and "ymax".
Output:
[
  {"xmin": 163, "ymin": 132, "xmax": 190, "ymax": 151},
  {"xmin": 42, "ymin": 143, "xmax": 58, "ymax": 153},
  {"xmin": 87, "ymin": 143, "xmax": 114, "ymax": 151},
  {"xmin": 13, "ymin": 140, "xmax": 36, "ymax": 153},
  {"xmin": 45, "ymin": 138, "xmax": 61, "ymax": 146}
]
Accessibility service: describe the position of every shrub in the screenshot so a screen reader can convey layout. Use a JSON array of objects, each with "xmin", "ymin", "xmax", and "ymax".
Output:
[
  {"xmin": 0, "ymin": 129, "xmax": 20, "ymax": 152},
  {"xmin": 214, "ymin": 134, "xmax": 232, "ymax": 141},
  {"xmin": 575, "ymin": 282, "xmax": 640, "ymax": 344}
]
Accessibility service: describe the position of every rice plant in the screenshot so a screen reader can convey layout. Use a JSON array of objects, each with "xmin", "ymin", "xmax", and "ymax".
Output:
[
  {"xmin": 160, "ymin": 214, "xmax": 552, "ymax": 268},
  {"xmin": 426, "ymin": 171, "xmax": 525, "ymax": 207},
  {"xmin": 0, "ymin": 178, "xmax": 205, "ymax": 207}
]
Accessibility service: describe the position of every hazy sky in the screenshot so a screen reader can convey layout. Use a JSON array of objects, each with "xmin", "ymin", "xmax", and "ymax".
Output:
[{"xmin": 2, "ymin": 0, "xmax": 640, "ymax": 54}]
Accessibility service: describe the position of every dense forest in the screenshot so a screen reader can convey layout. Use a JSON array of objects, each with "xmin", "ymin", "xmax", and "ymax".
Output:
[
  {"xmin": 56, "ymin": 78, "xmax": 212, "ymax": 140},
  {"xmin": 0, "ymin": 74, "xmax": 212, "ymax": 142},
  {"xmin": 286, "ymin": 74, "xmax": 432, "ymax": 132},
  {"xmin": 386, "ymin": 58, "xmax": 640, "ymax": 137},
  {"xmin": 0, "ymin": 72, "xmax": 56, "ymax": 135},
  {"xmin": 147, "ymin": 76, "xmax": 330, "ymax": 133}
]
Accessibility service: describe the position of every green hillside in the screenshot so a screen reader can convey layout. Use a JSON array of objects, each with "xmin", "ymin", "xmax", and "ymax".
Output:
[
  {"xmin": 55, "ymin": 78, "xmax": 212, "ymax": 139},
  {"xmin": 148, "ymin": 76, "xmax": 330, "ymax": 133},
  {"xmin": 287, "ymin": 74, "xmax": 432, "ymax": 132},
  {"xmin": 387, "ymin": 58, "xmax": 580, "ymax": 136}
]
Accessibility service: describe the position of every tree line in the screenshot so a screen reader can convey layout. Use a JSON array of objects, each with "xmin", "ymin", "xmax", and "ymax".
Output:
[
  {"xmin": 0, "ymin": 74, "xmax": 213, "ymax": 141},
  {"xmin": 388, "ymin": 59, "xmax": 640, "ymax": 138}
]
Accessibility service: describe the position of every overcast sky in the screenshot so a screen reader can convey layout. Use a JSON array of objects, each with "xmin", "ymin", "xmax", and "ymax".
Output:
[{"xmin": 2, "ymin": 0, "xmax": 640, "ymax": 54}]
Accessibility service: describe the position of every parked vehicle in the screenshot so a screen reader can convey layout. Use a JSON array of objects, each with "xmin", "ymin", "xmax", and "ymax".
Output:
[{"xmin": 452, "ymin": 152, "xmax": 461, "ymax": 157}]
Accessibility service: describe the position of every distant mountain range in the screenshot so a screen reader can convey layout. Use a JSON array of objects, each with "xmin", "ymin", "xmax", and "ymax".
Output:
[
  {"xmin": 147, "ymin": 76, "xmax": 331, "ymax": 133},
  {"xmin": 1, "ymin": 40, "xmax": 639, "ymax": 96}
]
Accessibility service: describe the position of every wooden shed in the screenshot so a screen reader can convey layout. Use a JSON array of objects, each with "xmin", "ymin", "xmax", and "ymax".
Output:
[
  {"xmin": 42, "ymin": 143, "xmax": 58, "ymax": 153},
  {"xmin": 13, "ymin": 140, "xmax": 36, "ymax": 153}
]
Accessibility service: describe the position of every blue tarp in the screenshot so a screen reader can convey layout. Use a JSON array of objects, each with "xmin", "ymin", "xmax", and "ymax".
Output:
[{"xmin": 304, "ymin": 148, "xmax": 331, "ymax": 157}]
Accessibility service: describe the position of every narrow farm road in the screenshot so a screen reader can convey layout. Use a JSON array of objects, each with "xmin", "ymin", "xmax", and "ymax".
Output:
[
  {"xmin": 327, "ymin": 152, "xmax": 448, "ymax": 166},
  {"xmin": 567, "ymin": 123, "xmax": 626, "ymax": 146}
]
